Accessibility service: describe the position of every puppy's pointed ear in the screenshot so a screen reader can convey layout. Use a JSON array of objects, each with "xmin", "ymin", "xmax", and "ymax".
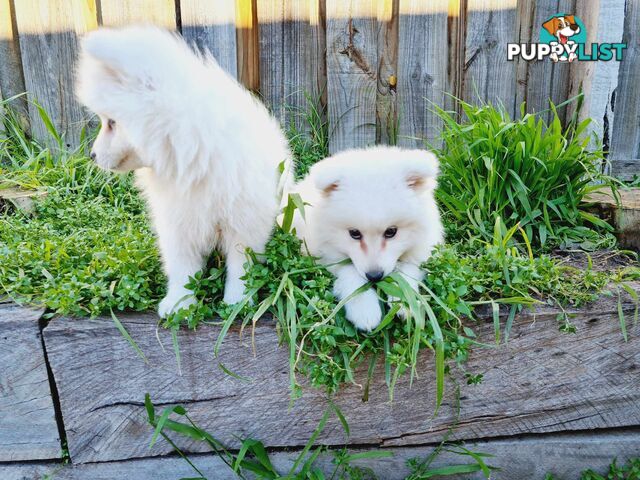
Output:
[
  {"xmin": 80, "ymin": 29, "xmax": 136, "ymax": 86},
  {"xmin": 404, "ymin": 150, "xmax": 439, "ymax": 193},
  {"xmin": 542, "ymin": 17, "xmax": 559, "ymax": 35},
  {"xmin": 565, "ymin": 15, "xmax": 576, "ymax": 24},
  {"xmin": 313, "ymin": 166, "xmax": 342, "ymax": 197}
]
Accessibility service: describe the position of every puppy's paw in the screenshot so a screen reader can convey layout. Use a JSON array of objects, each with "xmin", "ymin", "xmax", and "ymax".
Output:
[
  {"xmin": 158, "ymin": 290, "xmax": 196, "ymax": 318},
  {"xmin": 345, "ymin": 291, "xmax": 382, "ymax": 332},
  {"xmin": 223, "ymin": 279, "xmax": 247, "ymax": 305}
]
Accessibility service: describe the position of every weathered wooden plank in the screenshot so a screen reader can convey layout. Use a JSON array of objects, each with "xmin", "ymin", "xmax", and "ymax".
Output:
[
  {"xmin": 99, "ymin": 0, "xmax": 177, "ymax": 27},
  {"xmin": 375, "ymin": 0, "xmax": 398, "ymax": 144},
  {"xmin": 12, "ymin": 0, "xmax": 97, "ymax": 148},
  {"xmin": 584, "ymin": 187, "xmax": 640, "ymax": 249},
  {"xmin": 0, "ymin": 82, "xmax": 3, "ymax": 134},
  {"xmin": 610, "ymin": 0, "xmax": 640, "ymax": 179},
  {"xmin": 612, "ymin": 160, "xmax": 640, "ymax": 181},
  {"xmin": 340, "ymin": 432, "xmax": 640, "ymax": 480},
  {"xmin": 463, "ymin": 0, "xmax": 518, "ymax": 117},
  {"xmin": 515, "ymin": 0, "xmax": 577, "ymax": 124},
  {"xmin": 326, "ymin": 0, "xmax": 378, "ymax": 153},
  {"xmin": 0, "ymin": 303, "xmax": 59, "ymax": 461},
  {"xmin": 257, "ymin": 0, "xmax": 326, "ymax": 130},
  {"xmin": 3, "ymin": 430, "xmax": 639, "ymax": 479},
  {"xmin": 566, "ymin": 0, "xmax": 625, "ymax": 154},
  {"xmin": 396, "ymin": 0, "xmax": 449, "ymax": 148},
  {"xmin": 179, "ymin": 0, "xmax": 238, "ymax": 79},
  {"xmin": 43, "ymin": 283, "xmax": 640, "ymax": 464},
  {"xmin": 0, "ymin": 0, "xmax": 28, "ymax": 128},
  {"xmin": 236, "ymin": 0, "xmax": 260, "ymax": 91}
]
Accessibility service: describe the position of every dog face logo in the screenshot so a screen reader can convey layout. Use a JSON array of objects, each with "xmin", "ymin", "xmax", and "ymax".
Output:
[{"xmin": 540, "ymin": 14, "xmax": 585, "ymax": 62}]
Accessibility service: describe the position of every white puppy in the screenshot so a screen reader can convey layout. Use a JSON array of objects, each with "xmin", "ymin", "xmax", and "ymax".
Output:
[
  {"xmin": 293, "ymin": 147, "xmax": 444, "ymax": 331},
  {"xmin": 76, "ymin": 26, "xmax": 292, "ymax": 317}
]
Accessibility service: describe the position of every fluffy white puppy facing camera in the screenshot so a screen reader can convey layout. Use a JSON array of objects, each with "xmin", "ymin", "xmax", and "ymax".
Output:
[
  {"xmin": 292, "ymin": 146, "xmax": 444, "ymax": 331},
  {"xmin": 76, "ymin": 25, "xmax": 293, "ymax": 318}
]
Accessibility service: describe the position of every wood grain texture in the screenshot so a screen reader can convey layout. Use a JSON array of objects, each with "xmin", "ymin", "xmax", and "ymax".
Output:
[
  {"xmin": 43, "ymin": 283, "xmax": 640, "ymax": 464},
  {"xmin": 12, "ymin": 0, "xmax": 97, "ymax": 148},
  {"xmin": 515, "ymin": 0, "xmax": 577, "ymax": 125},
  {"xmin": 0, "ymin": 0, "xmax": 28, "ymax": 127},
  {"xmin": 566, "ymin": 0, "xmax": 624, "ymax": 154},
  {"xmin": 179, "ymin": 0, "xmax": 238, "ymax": 78},
  {"xmin": 610, "ymin": 0, "xmax": 640, "ymax": 179},
  {"xmin": 464, "ymin": 0, "xmax": 518, "ymax": 117},
  {"xmin": 236, "ymin": 0, "xmax": 260, "ymax": 91},
  {"xmin": 3, "ymin": 430, "xmax": 640, "ymax": 479},
  {"xmin": 99, "ymin": 0, "xmax": 177, "ymax": 27},
  {"xmin": 396, "ymin": 0, "xmax": 449, "ymax": 147},
  {"xmin": 375, "ymin": 0, "xmax": 398, "ymax": 144},
  {"xmin": 257, "ymin": 0, "xmax": 326, "ymax": 130},
  {"xmin": 326, "ymin": 0, "xmax": 378, "ymax": 153},
  {"xmin": 0, "ymin": 304, "xmax": 59, "ymax": 461}
]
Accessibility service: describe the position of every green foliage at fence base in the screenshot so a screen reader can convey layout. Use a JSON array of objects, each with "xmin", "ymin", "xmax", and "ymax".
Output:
[{"xmin": 434, "ymin": 99, "xmax": 619, "ymax": 250}]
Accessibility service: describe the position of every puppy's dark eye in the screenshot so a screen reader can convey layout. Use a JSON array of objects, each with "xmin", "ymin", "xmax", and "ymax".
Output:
[
  {"xmin": 349, "ymin": 229, "xmax": 362, "ymax": 240},
  {"xmin": 384, "ymin": 227, "xmax": 398, "ymax": 239},
  {"xmin": 106, "ymin": 119, "xmax": 116, "ymax": 130}
]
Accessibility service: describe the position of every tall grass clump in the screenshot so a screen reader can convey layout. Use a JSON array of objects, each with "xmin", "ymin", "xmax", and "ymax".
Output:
[
  {"xmin": 285, "ymin": 92, "xmax": 329, "ymax": 179},
  {"xmin": 434, "ymin": 99, "xmax": 618, "ymax": 250}
]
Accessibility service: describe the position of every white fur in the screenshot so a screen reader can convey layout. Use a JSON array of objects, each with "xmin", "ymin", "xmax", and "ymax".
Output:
[
  {"xmin": 293, "ymin": 147, "xmax": 444, "ymax": 331},
  {"xmin": 76, "ymin": 25, "xmax": 292, "ymax": 316}
]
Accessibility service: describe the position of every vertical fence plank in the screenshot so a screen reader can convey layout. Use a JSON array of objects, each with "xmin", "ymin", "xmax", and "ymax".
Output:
[
  {"xmin": 0, "ymin": 81, "xmax": 3, "ymax": 134},
  {"xmin": 464, "ymin": 0, "xmax": 518, "ymax": 117},
  {"xmin": 13, "ymin": 0, "xmax": 98, "ymax": 148},
  {"xmin": 610, "ymin": 0, "xmax": 640, "ymax": 179},
  {"xmin": 99, "ymin": 0, "xmax": 177, "ymax": 27},
  {"xmin": 257, "ymin": 0, "xmax": 326, "ymax": 131},
  {"xmin": 179, "ymin": 0, "xmax": 238, "ymax": 79},
  {"xmin": 326, "ymin": 0, "xmax": 378, "ymax": 153},
  {"xmin": 516, "ymin": 0, "xmax": 577, "ymax": 124},
  {"xmin": 566, "ymin": 0, "xmax": 625, "ymax": 157},
  {"xmin": 256, "ymin": 0, "xmax": 285, "ymax": 116},
  {"xmin": 446, "ymin": 0, "xmax": 465, "ymax": 115},
  {"xmin": 236, "ymin": 0, "xmax": 260, "ymax": 91},
  {"xmin": 396, "ymin": 0, "xmax": 450, "ymax": 148},
  {"xmin": 0, "ymin": 0, "xmax": 28, "ymax": 127},
  {"xmin": 376, "ymin": 0, "xmax": 399, "ymax": 144}
]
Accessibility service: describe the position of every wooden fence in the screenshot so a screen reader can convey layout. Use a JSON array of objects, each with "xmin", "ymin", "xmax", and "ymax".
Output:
[{"xmin": 0, "ymin": 0, "xmax": 638, "ymax": 179}]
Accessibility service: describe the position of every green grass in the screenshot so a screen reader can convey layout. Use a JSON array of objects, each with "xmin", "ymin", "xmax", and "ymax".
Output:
[
  {"xmin": 1, "ymin": 102, "xmax": 164, "ymax": 316},
  {"xmin": 545, "ymin": 457, "xmax": 640, "ymax": 480},
  {"xmin": 433, "ymin": 97, "xmax": 619, "ymax": 250},
  {"xmin": 1, "ymin": 97, "xmax": 637, "ymax": 402},
  {"xmin": 286, "ymin": 92, "xmax": 329, "ymax": 179}
]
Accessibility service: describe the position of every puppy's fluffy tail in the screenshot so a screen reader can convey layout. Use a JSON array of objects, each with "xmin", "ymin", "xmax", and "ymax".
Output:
[{"xmin": 76, "ymin": 25, "xmax": 214, "ymax": 118}]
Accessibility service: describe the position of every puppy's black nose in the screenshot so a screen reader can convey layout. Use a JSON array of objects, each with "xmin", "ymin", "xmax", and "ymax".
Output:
[
  {"xmin": 365, "ymin": 270, "xmax": 384, "ymax": 282},
  {"xmin": 90, "ymin": 151, "xmax": 96, "ymax": 161}
]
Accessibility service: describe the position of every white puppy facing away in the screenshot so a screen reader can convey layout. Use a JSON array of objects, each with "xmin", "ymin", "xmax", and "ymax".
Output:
[
  {"xmin": 293, "ymin": 147, "xmax": 444, "ymax": 331},
  {"xmin": 76, "ymin": 26, "xmax": 292, "ymax": 317}
]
